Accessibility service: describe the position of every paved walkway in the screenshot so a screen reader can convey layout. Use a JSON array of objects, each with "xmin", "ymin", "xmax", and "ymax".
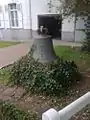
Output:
[
  {"xmin": 53, "ymin": 40, "xmax": 82, "ymax": 47},
  {"xmin": 0, "ymin": 43, "xmax": 31, "ymax": 68},
  {"xmin": 0, "ymin": 40, "xmax": 82, "ymax": 68}
]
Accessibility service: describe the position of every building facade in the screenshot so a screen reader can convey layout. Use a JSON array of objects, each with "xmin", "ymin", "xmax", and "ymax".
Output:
[{"xmin": 0, "ymin": 0, "xmax": 88, "ymax": 42}]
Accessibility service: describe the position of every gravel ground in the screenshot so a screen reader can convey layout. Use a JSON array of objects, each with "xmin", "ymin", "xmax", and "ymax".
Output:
[{"xmin": 0, "ymin": 71, "xmax": 90, "ymax": 120}]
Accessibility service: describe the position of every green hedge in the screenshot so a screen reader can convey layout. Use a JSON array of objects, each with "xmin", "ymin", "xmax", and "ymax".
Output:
[
  {"xmin": 10, "ymin": 53, "xmax": 80, "ymax": 96},
  {"xmin": 0, "ymin": 101, "xmax": 39, "ymax": 120}
]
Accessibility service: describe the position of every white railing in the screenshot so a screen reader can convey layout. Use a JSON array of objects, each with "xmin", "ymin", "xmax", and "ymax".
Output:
[{"xmin": 42, "ymin": 92, "xmax": 90, "ymax": 120}]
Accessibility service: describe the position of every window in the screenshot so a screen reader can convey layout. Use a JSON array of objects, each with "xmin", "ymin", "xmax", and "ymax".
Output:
[{"xmin": 8, "ymin": 3, "xmax": 19, "ymax": 27}]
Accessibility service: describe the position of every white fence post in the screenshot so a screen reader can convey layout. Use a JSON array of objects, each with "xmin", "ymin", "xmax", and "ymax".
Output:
[
  {"xmin": 42, "ymin": 108, "xmax": 60, "ymax": 120},
  {"xmin": 42, "ymin": 92, "xmax": 90, "ymax": 120}
]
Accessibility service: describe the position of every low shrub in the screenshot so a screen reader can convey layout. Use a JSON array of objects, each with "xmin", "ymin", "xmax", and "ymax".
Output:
[
  {"xmin": 0, "ymin": 101, "xmax": 39, "ymax": 120},
  {"xmin": 10, "ymin": 53, "xmax": 80, "ymax": 96}
]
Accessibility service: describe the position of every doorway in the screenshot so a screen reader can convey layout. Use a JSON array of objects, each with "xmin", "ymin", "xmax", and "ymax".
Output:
[{"xmin": 38, "ymin": 14, "xmax": 62, "ymax": 38}]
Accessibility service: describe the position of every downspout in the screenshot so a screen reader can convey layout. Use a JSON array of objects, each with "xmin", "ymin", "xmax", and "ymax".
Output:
[
  {"xmin": 74, "ymin": 13, "xmax": 77, "ymax": 42},
  {"xmin": 28, "ymin": 0, "xmax": 33, "ymax": 39},
  {"xmin": 21, "ymin": 3, "xmax": 24, "ymax": 29},
  {"xmin": 2, "ymin": 7, "xmax": 5, "ymax": 40}
]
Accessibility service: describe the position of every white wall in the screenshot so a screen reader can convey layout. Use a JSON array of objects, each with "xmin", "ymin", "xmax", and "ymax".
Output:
[
  {"xmin": 62, "ymin": 16, "xmax": 75, "ymax": 32},
  {"xmin": 62, "ymin": 15, "xmax": 87, "ymax": 42},
  {"xmin": 0, "ymin": 0, "xmax": 87, "ymax": 42},
  {"xmin": 0, "ymin": 13, "xmax": 4, "ymax": 28},
  {"xmin": 75, "ymin": 16, "xmax": 87, "ymax": 42},
  {"xmin": 3, "ymin": 4, "xmax": 10, "ymax": 28},
  {"xmin": 21, "ymin": 0, "xmax": 30, "ymax": 29},
  {"xmin": 31, "ymin": 0, "xmax": 48, "ymax": 30},
  {"xmin": 76, "ymin": 16, "xmax": 87, "ymax": 30}
]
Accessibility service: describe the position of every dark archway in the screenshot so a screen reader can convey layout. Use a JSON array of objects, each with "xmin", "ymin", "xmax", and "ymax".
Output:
[{"xmin": 38, "ymin": 14, "xmax": 62, "ymax": 39}]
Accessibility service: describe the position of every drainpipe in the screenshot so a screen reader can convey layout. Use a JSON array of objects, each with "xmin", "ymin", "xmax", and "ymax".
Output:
[
  {"xmin": 28, "ymin": 0, "xmax": 33, "ymax": 39},
  {"xmin": 2, "ymin": 8, "xmax": 5, "ymax": 40},
  {"xmin": 74, "ymin": 13, "xmax": 77, "ymax": 42},
  {"xmin": 21, "ymin": 3, "xmax": 24, "ymax": 29}
]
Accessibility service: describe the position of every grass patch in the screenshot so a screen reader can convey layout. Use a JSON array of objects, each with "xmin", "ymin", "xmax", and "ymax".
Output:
[
  {"xmin": 54, "ymin": 45, "xmax": 90, "ymax": 71},
  {"xmin": 0, "ymin": 68, "xmax": 10, "ymax": 85},
  {"xmin": 0, "ymin": 41, "xmax": 20, "ymax": 48},
  {"xmin": 0, "ymin": 101, "xmax": 39, "ymax": 120}
]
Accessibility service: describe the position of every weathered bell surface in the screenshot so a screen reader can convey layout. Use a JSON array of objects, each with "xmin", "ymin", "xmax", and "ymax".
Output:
[{"xmin": 32, "ymin": 35, "xmax": 57, "ymax": 63}]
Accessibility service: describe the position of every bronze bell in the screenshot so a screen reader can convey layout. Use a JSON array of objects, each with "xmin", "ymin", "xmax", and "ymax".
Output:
[{"xmin": 32, "ymin": 35, "xmax": 57, "ymax": 63}]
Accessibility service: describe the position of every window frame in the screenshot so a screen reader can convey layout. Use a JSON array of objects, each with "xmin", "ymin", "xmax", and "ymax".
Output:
[{"xmin": 8, "ymin": 3, "xmax": 19, "ymax": 28}]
